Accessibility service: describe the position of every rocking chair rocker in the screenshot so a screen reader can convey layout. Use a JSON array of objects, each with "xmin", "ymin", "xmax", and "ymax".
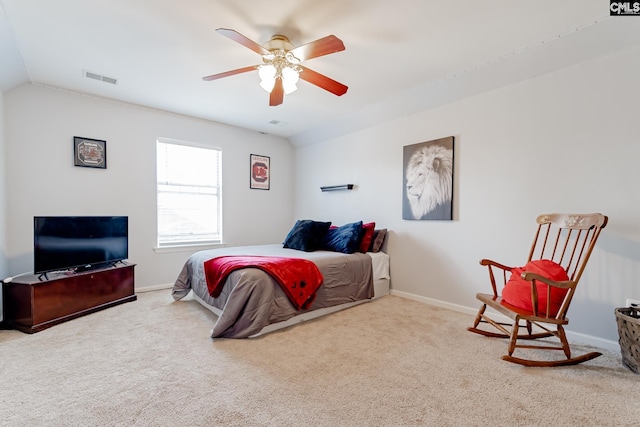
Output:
[{"xmin": 467, "ymin": 213, "xmax": 608, "ymax": 367}]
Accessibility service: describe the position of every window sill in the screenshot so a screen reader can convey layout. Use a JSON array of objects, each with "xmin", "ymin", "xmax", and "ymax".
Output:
[{"xmin": 153, "ymin": 242, "xmax": 227, "ymax": 254}]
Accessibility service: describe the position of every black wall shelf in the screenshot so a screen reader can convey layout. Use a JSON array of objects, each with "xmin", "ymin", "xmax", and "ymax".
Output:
[{"xmin": 320, "ymin": 184, "xmax": 354, "ymax": 192}]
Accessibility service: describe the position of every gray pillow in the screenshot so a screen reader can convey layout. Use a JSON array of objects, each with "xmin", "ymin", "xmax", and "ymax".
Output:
[{"xmin": 368, "ymin": 229, "xmax": 387, "ymax": 253}]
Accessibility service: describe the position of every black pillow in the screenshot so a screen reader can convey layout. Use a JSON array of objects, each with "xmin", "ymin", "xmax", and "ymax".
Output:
[
  {"xmin": 322, "ymin": 221, "xmax": 363, "ymax": 254},
  {"xmin": 283, "ymin": 220, "xmax": 332, "ymax": 251}
]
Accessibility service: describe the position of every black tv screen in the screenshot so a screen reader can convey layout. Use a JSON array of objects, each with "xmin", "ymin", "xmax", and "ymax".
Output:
[{"xmin": 34, "ymin": 216, "xmax": 128, "ymax": 274}]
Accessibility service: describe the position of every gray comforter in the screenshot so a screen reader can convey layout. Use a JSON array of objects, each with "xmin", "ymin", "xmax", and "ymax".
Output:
[{"xmin": 172, "ymin": 244, "xmax": 373, "ymax": 338}]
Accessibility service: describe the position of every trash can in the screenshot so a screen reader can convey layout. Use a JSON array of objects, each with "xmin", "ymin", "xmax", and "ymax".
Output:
[{"xmin": 615, "ymin": 306, "xmax": 640, "ymax": 373}]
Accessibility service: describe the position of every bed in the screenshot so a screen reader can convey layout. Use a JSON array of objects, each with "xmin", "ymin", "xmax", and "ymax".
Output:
[{"xmin": 171, "ymin": 243, "xmax": 390, "ymax": 338}]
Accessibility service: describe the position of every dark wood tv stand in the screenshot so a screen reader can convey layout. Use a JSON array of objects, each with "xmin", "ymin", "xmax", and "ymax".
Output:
[{"xmin": 2, "ymin": 263, "xmax": 136, "ymax": 333}]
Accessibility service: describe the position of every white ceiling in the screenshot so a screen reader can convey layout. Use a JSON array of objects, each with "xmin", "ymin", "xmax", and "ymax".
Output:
[{"xmin": 0, "ymin": 1, "xmax": 638, "ymax": 146}]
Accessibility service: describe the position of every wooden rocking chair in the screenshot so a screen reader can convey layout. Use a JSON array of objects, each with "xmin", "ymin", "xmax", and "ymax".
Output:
[{"xmin": 467, "ymin": 213, "xmax": 608, "ymax": 367}]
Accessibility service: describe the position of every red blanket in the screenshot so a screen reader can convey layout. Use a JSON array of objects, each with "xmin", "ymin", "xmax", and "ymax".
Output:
[{"xmin": 203, "ymin": 256, "xmax": 324, "ymax": 310}]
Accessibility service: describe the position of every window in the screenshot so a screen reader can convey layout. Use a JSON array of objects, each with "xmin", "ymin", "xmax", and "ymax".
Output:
[{"xmin": 156, "ymin": 139, "xmax": 222, "ymax": 247}]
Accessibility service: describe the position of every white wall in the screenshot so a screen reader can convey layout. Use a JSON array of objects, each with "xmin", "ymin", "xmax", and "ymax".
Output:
[
  {"xmin": 4, "ymin": 84, "xmax": 295, "ymax": 289},
  {"xmin": 294, "ymin": 46, "xmax": 640, "ymax": 347},
  {"xmin": 0, "ymin": 90, "xmax": 6, "ymax": 320},
  {"xmin": 0, "ymin": 90, "xmax": 6, "ymax": 276}
]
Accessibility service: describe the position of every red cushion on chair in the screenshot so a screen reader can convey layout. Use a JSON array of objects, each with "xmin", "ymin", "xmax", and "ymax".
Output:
[{"xmin": 502, "ymin": 259, "xmax": 570, "ymax": 316}]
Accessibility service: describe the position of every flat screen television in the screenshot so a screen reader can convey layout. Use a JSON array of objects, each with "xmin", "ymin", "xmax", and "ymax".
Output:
[{"xmin": 34, "ymin": 216, "xmax": 128, "ymax": 274}]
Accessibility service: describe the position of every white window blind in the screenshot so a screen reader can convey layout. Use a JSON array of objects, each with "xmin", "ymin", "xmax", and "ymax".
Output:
[{"xmin": 156, "ymin": 140, "xmax": 222, "ymax": 247}]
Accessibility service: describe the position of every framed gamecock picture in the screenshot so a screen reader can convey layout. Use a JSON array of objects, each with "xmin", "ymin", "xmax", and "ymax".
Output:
[
  {"xmin": 250, "ymin": 154, "xmax": 270, "ymax": 190},
  {"xmin": 402, "ymin": 136, "xmax": 454, "ymax": 220},
  {"xmin": 74, "ymin": 136, "xmax": 107, "ymax": 169}
]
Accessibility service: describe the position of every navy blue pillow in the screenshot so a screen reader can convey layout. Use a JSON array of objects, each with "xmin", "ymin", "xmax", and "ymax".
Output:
[
  {"xmin": 322, "ymin": 221, "xmax": 364, "ymax": 254},
  {"xmin": 283, "ymin": 220, "xmax": 332, "ymax": 251}
]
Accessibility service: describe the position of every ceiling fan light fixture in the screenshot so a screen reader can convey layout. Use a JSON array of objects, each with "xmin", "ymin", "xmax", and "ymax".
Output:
[
  {"xmin": 258, "ymin": 64, "xmax": 276, "ymax": 92},
  {"xmin": 258, "ymin": 63, "xmax": 300, "ymax": 95},
  {"xmin": 282, "ymin": 66, "xmax": 299, "ymax": 95},
  {"xmin": 260, "ymin": 78, "xmax": 276, "ymax": 93}
]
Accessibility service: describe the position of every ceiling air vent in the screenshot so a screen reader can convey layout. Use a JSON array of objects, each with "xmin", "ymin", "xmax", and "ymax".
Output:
[
  {"xmin": 268, "ymin": 119, "xmax": 289, "ymax": 127},
  {"xmin": 83, "ymin": 70, "xmax": 118, "ymax": 85}
]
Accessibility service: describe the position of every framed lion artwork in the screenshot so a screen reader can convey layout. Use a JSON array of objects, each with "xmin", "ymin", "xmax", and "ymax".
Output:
[{"xmin": 402, "ymin": 136, "xmax": 454, "ymax": 221}]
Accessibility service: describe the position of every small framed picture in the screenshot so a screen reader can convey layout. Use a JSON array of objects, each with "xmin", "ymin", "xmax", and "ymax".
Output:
[
  {"xmin": 74, "ymin": 136, "xmax": 107, "ymax": 169},
  {"xmin": 250, "ymin": 154, "xmax": 270, "ymax": 190}
]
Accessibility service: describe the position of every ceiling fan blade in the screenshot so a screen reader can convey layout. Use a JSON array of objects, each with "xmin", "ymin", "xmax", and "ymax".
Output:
[
  {"xmin": 299, "ymin": 66, "xmax": 348, "ymax": 96},
  {"xmin": 202, "ymin": 65, "xmax": 258, "ymax": 81},
  {"xmin": 269, "ymin": 78, "xmax": 284, "ymax": 106},
  {"xmin": 289, "ymin": 35, "xmax": 345, "ymax": 61},
  {"xmin": 216, "ymin": 28, "xmax": 270, "ymax": 56}
]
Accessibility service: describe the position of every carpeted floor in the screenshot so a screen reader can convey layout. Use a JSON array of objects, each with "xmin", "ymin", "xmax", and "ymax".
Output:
[{"xmin": 1, "ymin": 290, "xmax": 639, "ymax": 426}]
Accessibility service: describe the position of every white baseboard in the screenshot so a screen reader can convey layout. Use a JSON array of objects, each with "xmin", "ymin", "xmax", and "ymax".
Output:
[
  {"xmin": 130, "ymin": 284, "xmax": 620, "ymax": 352},
  {"xmin": 135, "ymin": 283, "xmax": 173, "ymax": 293},
  {"xmin": 390, "ymin": 289, "xmax": 620, "ymax": 352}
]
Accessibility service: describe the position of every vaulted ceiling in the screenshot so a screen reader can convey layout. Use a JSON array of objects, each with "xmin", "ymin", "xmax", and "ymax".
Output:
[{"xmin": 1, "ymin": 1, "xmax": 638, "ymax": 146}]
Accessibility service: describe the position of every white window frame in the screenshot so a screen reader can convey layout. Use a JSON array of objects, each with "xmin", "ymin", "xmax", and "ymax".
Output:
[{"xmin": 155, "ymin": 138, "xmax": 222, "ymax": 250}]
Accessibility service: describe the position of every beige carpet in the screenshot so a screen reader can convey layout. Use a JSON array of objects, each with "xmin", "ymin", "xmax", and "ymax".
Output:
[{"xmin": 1, "ymin": 290, "xmax": 639, "ymax": 427}]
